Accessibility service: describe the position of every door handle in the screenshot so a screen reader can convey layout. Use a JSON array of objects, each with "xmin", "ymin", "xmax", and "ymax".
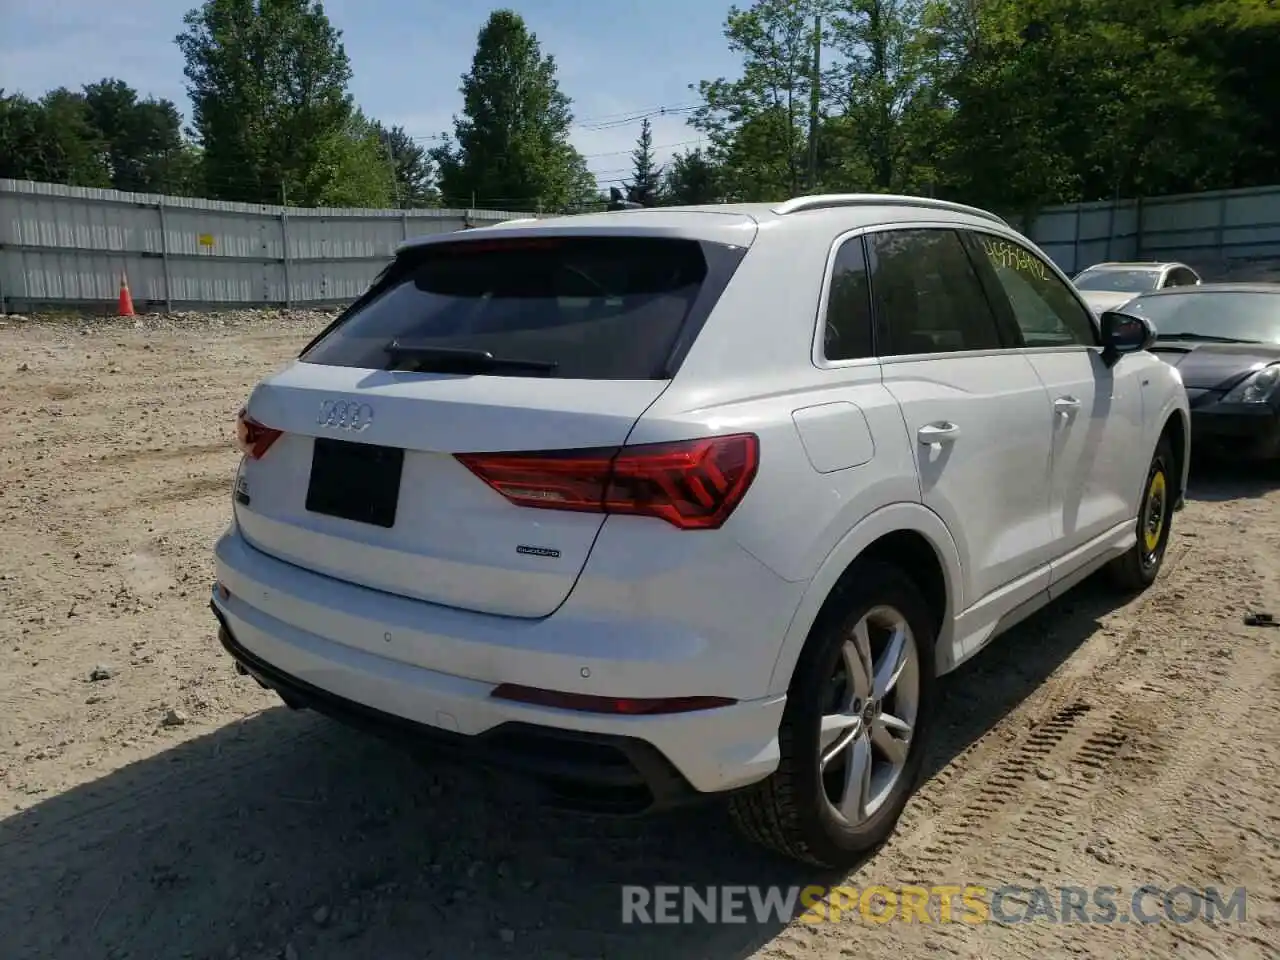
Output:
[
  {"xmin": 917, "ymin": 422, "xmax": 960, "ymax": 445},
  {"xmin": 1054, "ymin": 396, "xmax": 1081, "ymax": 416}
]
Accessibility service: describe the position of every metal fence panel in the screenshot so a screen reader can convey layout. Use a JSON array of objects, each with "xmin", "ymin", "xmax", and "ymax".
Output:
[
  {"xmin": 1023, "ymin": 185, "xmax": 1280, "ymax": 280},
  {"xmin": 8, "ymin": 177, "xmax": 1280, "ymax": 313},
  {"xmin": 0, "ymin": 179, "xmax": 536, "ymax": 311}
]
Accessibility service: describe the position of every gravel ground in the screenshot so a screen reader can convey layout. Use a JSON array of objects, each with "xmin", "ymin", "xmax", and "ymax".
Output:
[{"xmin": 1, "ymin": 310, "xmax": 1278, "ymax": 960}]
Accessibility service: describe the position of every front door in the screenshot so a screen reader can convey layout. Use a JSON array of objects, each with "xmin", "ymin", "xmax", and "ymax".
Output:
[
  {"xmin": 866, "ymin": 226, "xmax": 1056, "ymax": 615},
  {"xmin": 964, "ymin": 230, "xmax": 1146, "ymax": 566}
]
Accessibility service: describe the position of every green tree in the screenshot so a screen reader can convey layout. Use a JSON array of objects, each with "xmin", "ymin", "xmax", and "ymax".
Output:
[
  {"xmin": 661, "ymin": 147, "xmax": 722, "ymax": 204},
  {"xmin": 828, "ymin": 0, "xmax": 936, "ymax": 192},
  {"xmin": 0, "ymin": 92, "xmax": 54, "ymax": 182},
  {"xmin": 692, "ymin": 0, "xmax": 822, "ymax": 200},
  {"xmin": 373, "ymin": 123, "xmax": 437, "ymax": 206},
  {"xmin": 176, "ymin": 0, "xmax": 355, "ymax": 204},
  {"xmin": 626, "ymin": 117, "xmax": 662, "ymax": 205},
  {"xmin": 0, "ymin": 88, "xmax": 111, "ymax": 187},
  {"xmin": 431, "ymin": 10, "xmax": 595, "ymax": 212},
  {"xmin": 82, "ymin": 79, "xmax": 199, "ymax": 194},
  {"xmin": 1173, "ymin": 0, "xmax": 1280, "ymax": 189},
  {"xmin": 298, "ymin": 108, "xmax": 395, "ymax": 207},
  {"xmin": 930, "ymin": 0, "xmax": 1247, "ymax": 214}
]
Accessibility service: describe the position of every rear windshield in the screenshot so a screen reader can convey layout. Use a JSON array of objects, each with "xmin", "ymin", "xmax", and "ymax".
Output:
[{"xmin": 301, "ymin": 235, "xmax": 743, "ymax": 379}]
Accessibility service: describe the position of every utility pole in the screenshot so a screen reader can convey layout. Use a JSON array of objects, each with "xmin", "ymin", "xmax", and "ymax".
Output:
[
  {"xmin": 807, "ymin": 10, "xmax": 822, "ymax": 191},
  {"xmin": 382, "ymin": 133, "xmax": 401, "ymax": 208}
]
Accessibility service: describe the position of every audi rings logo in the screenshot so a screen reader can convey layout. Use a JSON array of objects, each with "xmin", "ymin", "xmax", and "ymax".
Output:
[{"xmin": 317, "ymin": 399, "xmax": 374, "ymax": 432}]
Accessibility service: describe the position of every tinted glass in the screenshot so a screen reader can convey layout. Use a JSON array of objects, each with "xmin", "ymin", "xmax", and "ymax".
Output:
[
  {"xmin": 823, "ymin": 236, "xmax": 874, "ymax": 360},
  {"xmin": 302, "ymin": 236, "xmax": 733, "ymax": 379},
  {"xmin": 1166, "ymin": 268, "xmax": 1198, "ymax": 287},
  {"xmin": 973, "ymin": 234, "xmax": 1097, "ymax": 347},
  {"xmin": 1125, "ymin": 292, "xmax": 1280, "ymax": 344},
  {"xmin": 1074, "ymin": 269, "xmax": 1161, "ymax": 292},
  {"xmin": 867, "ymin": 229, "xmax": 1004, "ymax": 357}
]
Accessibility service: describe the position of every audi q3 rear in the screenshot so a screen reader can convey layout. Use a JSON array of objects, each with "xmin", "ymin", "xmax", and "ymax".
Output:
[{"xmin": 211, "ymin": 208, "xmax": 807, "ymax": 817}]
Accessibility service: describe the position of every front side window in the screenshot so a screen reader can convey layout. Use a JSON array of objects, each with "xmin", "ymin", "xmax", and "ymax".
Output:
[
  {"xmin": 970, "ymin": 233, "xmax": 1098, "ymax": 347},
  {"xmin": 866, "ymin": 228, "xmax": 1005, "ymax": 357}
]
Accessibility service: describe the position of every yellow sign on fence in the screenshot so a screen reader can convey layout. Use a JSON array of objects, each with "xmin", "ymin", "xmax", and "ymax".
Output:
[{"xmin": 197, "ymin": 233, "xmax": 215, "ymax": 248}]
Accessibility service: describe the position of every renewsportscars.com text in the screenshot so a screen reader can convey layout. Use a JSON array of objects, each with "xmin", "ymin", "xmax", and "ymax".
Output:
[{"xmin": 620, "ymin": 884, "xmax": 1248, "ymax": 925}]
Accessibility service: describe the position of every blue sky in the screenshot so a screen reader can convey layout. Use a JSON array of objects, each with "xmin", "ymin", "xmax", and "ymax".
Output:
[{"xmin": 0, "ymin": 0, "xmax": 742, "ymax": 192}]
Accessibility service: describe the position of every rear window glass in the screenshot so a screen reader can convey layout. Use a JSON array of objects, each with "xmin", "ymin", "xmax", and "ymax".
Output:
[{"xmin": 302, "ymin": 236, "xmax": 731, "ymax": 379}]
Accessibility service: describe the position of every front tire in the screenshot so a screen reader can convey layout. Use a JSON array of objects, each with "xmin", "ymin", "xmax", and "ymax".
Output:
[
  {"xmin": 1108, "ymin": 436, "xmax": 1175, "ymax": 592},
  {"xmin": 729, "ymin": 561, "xmax": 937, "ymax": 868}
]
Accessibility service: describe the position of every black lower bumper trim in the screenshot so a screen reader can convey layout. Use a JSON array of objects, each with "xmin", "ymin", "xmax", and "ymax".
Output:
[
  {"xmin": 1191, "ymin": 410, "xmax": 1280, "ymax": 461},
  {"xmin": 210, "ymin": 603, "xmax": 704, "ymax": 815}
]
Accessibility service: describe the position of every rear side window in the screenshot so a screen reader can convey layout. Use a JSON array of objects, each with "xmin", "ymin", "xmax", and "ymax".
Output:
[
  {"xmin": 867, "ymin": 228, "xmax": 1004, "ymax": 357},
  {"xmin": 302, "ymin": 236, "xmax": 743, "ymax": 379},
  {"xmin": 822, "ymin": 236, "xmax": 874, "ymax": 361}
]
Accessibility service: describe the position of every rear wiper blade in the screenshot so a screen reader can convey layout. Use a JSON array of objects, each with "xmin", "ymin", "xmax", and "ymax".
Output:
[
  {"xmin": 384, "ymin": 341, "xmax": 558, "ymax": 372},
  {"xmin": 1155, "ymin": 332, "xmax": 1257, "ymax": 344}
]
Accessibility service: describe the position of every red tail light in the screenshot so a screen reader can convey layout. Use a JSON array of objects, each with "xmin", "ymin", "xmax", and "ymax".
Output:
[
  {"xmin": 235, "ymin": 407, "xmax": 283, "ymax": 460},
  {"xmin": 491, "ymin": 683, "xmax": 735, "ymax": 715},
  {"xmin": 455, "ymin": 433, "xmax": 759, "ymax": 530}
]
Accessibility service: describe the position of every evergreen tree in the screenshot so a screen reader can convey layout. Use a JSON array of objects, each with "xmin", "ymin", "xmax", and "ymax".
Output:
[
  {"xmin": 661, "ymin": 147, "xmax": 721, "ymax": 205},
  {"xmin": 431, "ymin": 10, "xmax": 596, "ymax": 211},
  {"xmin": 626, "ymin": 117, "xmax": 662, "ymax": 205}
]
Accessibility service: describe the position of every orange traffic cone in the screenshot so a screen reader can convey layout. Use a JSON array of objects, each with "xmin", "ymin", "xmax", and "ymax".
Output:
[{"xmin": 117, "ymin": 272, "xmax": 135, "ymax": 317}]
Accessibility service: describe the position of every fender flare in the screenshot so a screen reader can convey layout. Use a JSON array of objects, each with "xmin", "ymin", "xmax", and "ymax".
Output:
[
  {"xmin": 765, "ymin": 501, "xmax": 964, "ymax": 695},
  {"xmin": 1161, "ymin": 403, "xmax": 1192, "ymax": 504}
]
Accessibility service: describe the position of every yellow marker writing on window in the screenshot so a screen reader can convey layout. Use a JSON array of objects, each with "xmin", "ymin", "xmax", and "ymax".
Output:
[{"xmin": 980, "ymin": 237, "xmax": 1049, "ymax": 282}]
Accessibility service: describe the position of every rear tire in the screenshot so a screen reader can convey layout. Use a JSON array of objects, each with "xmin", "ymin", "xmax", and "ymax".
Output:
[
  {"xmin": 729, "ymin": 561, "xmax": 937, "ymax": 868},
  {"xmin": 1108, "ymin": 436, "xmax": 1175, "ymax": 592}
]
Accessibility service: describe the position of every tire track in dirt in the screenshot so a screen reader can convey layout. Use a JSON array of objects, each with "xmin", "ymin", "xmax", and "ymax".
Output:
[
  {"xmin": 92, "ymin": 441, "xmax": 231, "ymax": 468},
  {"xmin": 776, "ymin": 525, "xmax": 1278, "ymax": 959},
  {"xmin": 1085, "ymin": 641, "xmax": 1280, "ymax": 959},
  {"xmin": 4, "ymin": 317, "xmax": 1280, "ymax": 960}
]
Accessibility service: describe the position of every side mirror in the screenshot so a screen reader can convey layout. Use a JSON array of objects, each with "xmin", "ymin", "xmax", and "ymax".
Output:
[{"xmin": 1100, "ymin": 310, "xmax": 1156, "ymax": 364}]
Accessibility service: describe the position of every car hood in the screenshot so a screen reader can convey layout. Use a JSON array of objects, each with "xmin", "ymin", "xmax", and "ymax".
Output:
[
  {"xmin": 1079, "ymin": 290, "xmax": 1138, "ymax": 313},
  {"xmin": 1148, "ymin": 342, "xmax": 1280, "ymax": 390}
]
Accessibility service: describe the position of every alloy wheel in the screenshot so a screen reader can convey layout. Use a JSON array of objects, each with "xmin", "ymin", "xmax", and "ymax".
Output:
[{"xmin": 818, "ymin": 605, "xmax": 920, "ymax": 826}]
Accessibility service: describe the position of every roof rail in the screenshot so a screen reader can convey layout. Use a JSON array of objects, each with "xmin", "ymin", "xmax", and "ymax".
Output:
[{"xmin": 771, "ymin": 193, "xmax": 1009, "ymax": 227}]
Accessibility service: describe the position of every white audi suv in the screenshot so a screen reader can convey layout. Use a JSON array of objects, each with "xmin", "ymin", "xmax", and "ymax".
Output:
[{"xmin": 212, "ymin": 194, "xmax": 1190, "ymax": 867}]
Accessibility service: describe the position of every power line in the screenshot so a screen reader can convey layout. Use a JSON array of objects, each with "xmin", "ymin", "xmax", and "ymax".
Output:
[
  {"xmin": 572, "ymin": 101, "xmax": 700, "ymax": 126},
  {"xmin": 578, "ymin": 105, "xmax": 699, "ymax": 132},
  {"xmin": 404, "ymin": 101, "xmax": 703, "ymax": 144},
  {"xmin": 581, "ymin": 138, "xmax": 701, "ymax": 160}
]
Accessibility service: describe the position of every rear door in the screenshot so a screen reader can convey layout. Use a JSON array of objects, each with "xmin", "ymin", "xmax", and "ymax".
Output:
[
  {"xmin": 869, "ymin": 226, "xmax": 1057, "ymax": 611},
  {"xmin": 965, "ymin": 230, "xmax": 1146, "ymax": 569},
  {"xmin": 235, "ymin": 234, "xmax": 747, "ymax": 619}
]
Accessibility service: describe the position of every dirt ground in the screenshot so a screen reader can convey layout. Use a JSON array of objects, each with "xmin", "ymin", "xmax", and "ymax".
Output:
[{"xmin": 1, "ymin": 312, "xmax": 1278, "ymax": 960}]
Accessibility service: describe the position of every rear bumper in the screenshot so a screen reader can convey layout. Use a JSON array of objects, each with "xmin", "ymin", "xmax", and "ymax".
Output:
[
  {"xmin": 211, "ymin": 528, "xmax": 786, "ymax": 808},
  {"xmin": 213, "ymin": 605, "xmax": 698, "ymax": 813},
  {"xmin": 1191, "ymin": 406, "xmax": 1280, "ymax": 461}
]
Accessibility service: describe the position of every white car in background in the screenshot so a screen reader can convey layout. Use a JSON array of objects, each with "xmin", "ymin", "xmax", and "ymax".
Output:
[
  {"xmin": 211, "ymin": 194, "xmax": 1190, "ymax": 868},
  {"xmin": 1073, "ymin": 260, "xmax": 1201, "ymax": 315}
]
